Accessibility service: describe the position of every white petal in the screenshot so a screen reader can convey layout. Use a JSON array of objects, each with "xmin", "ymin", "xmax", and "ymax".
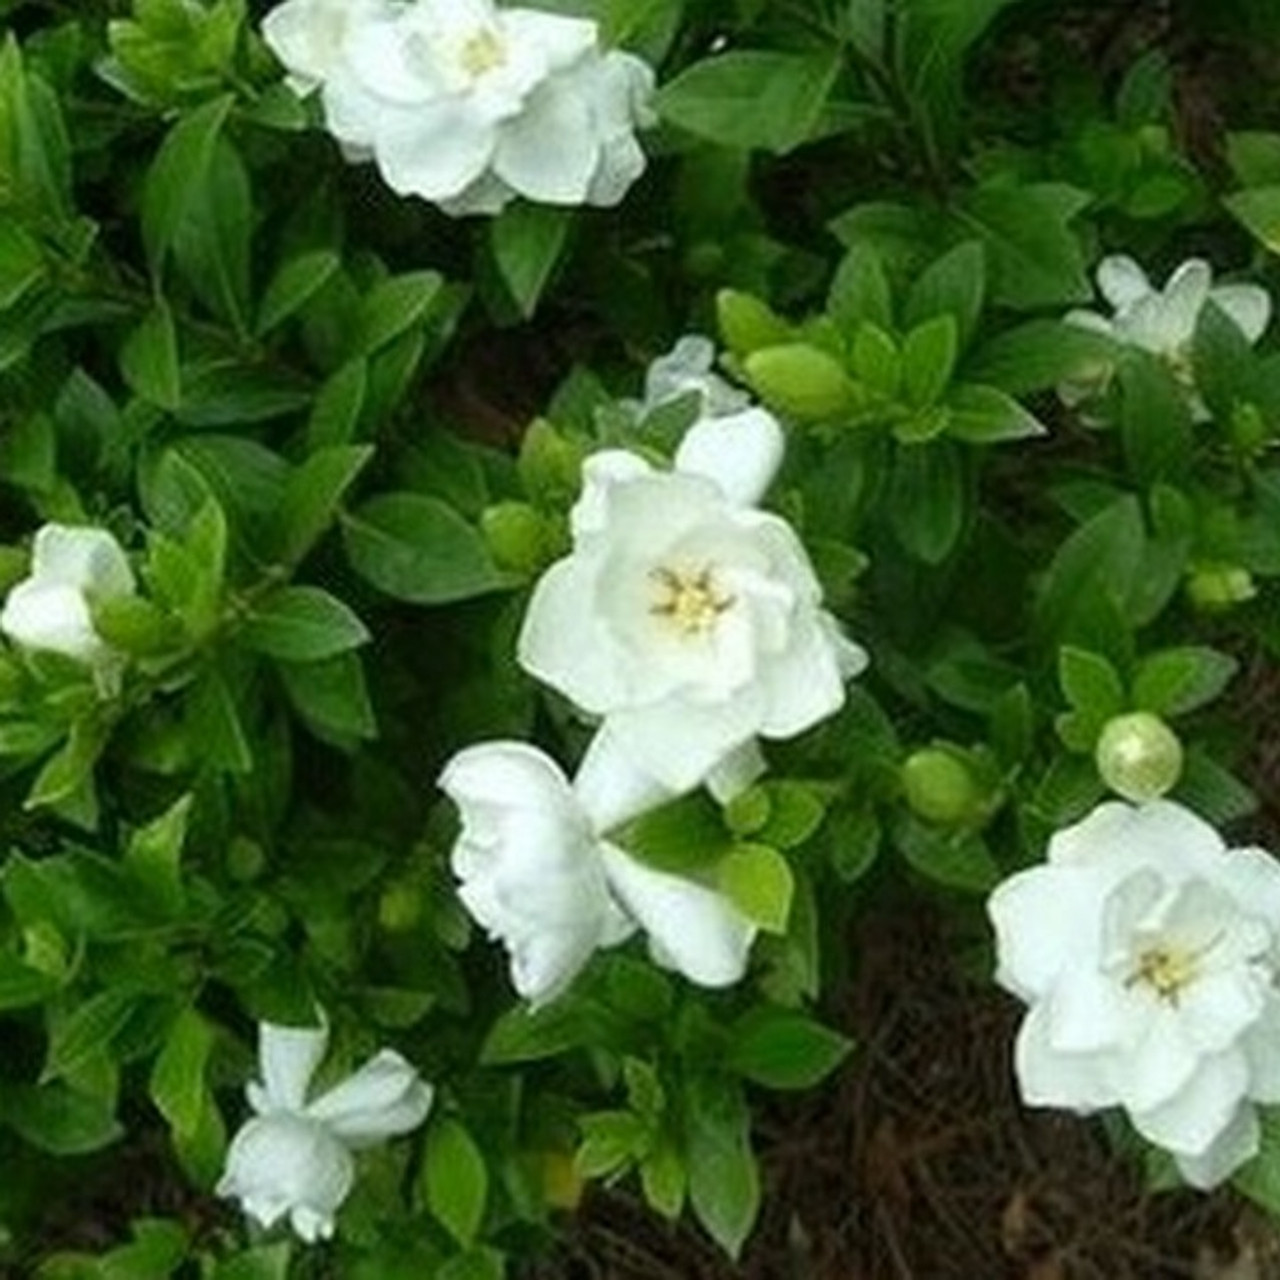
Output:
[
  {"xmin": 1242, "ymin": 994, "xmax": 1280, "ymax": 1102},
  {"xmin": 1013, "ymin": 1001, "xmax": 1117, "ymax": 1111},
  {"xmin": 1045, "ymin": 969, "xmax": 1134, "ymax": 1053},
  {"xmin": 1096, "ymin": 255, "xmax": 1153, "ymax": 310},
  {"xmin": 1209, "ymin": 284, "xmax": 1271, "ymax": 343},
  {"xmin": 437, "ymin": 171, "xmax": 516, "ymax": 218},
  {"xmin": 1063, "ymin": 308, "xmax": 1118, "ymax": 337},
  {"xmin": 706, "ymin": 739, "xmax": 767, "ymax": 804},
  {"xmin": 306, "ymin": 1049, "xmax": 432, "ymax": 1146},
  {"xmin": 1048, "ymin": 799, "xmax": 1223, "ymax": 876},
  {"xmin": 372, "ymin": 99, "xmax": 497, "ymax": 202},
  {"xmin": 218, "ymin": 1112, "xmax": 353, "ymax": 1241},
  {"xmin": 1178, "ymin": 969, "xmax": 1267, "ymax": 1056},
  {"xmin": 255, "ymin": 1021, "xmax": 328, "ymax": 1113},
  {"xmin": 989, "ymin": 865, "xmax": 1107, "ymax": 1001},
  {"xmin": 31, "ymin": 525, "xmax": 134, "ymax": 597},
  {"xmin": 499, "ymin": 9, "xmax": 598, "ymax": 75},
  {"xmin": 600, "ymin": 844, "xmax": 755, "ymax": 987},
  {"xmin": 492, "ymin": 75, "xmax": 598, "ymax": 203},
  {"xmin": 674, "ymin": 407, "xmax": 785, "ymax": 507},
  {"xmin": 572, "ymin": 725, "xmax": 676, "ymax": 834},
  {"xmin": 1155, "ymin": 258, "xmax": 1212, "ymax": 348},
  {"xmin": 1120, "ymin": 1009, "xmax": 1200, "ymax": 1113},
  {"xmin": 1173, "ymin": 1104, "xmax": 1259, "ymax": 1189},
  {"xmin": 0, "ymin": 580, "xmax": 102, "ymax": 664},
  {"xmin": 1130, "ymin": 1046, "xmax": 1249, "ymax": 1157},
  {"xmin": 570, "ymin": 450, "xmax": 654, "ymax": 540},
  {"xmin": 757, "ymin": 612, "xmax": 849, "ymax": 739}
]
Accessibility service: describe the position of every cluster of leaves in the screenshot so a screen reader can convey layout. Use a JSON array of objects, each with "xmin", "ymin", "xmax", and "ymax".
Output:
[{"xmin": 2, "ymin": 0, "xmax": 1280, "ymax": 1275}]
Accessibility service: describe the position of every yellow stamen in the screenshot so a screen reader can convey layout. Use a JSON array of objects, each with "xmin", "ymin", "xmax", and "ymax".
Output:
[
  {"xmin": 460, "ymin": 29, "xmax": 506, "ymax": 77},
  {"xmin": 649, "ymin": 565, "xmax": 734, "ymax": 637}
]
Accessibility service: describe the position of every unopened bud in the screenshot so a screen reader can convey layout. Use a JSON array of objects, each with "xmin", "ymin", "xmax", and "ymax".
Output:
[
  {"xmin": 744, "ymin": 344, "xmax": 857, "ymax": 422},
  {"xmin": 717, "ymin": 290, "xmax": 792, "ymax": 357},
  {"xmin": 481, "ymin": 501, "xmax": 556, "ymax": 576},
  {"xmin": 518, "ymin": 419, "xmax": 585, "ymax": 511},
  {"xmin": 901, "ymin": 747, "xmax": 983, "ymax": 827},
  {"xmin": 1186, "ymin": 563, "xmax": 1256, "ymax": 612},
  {"xmin": 1095, "ymin": 712, "xmax": 1183, "ymax": 803}
]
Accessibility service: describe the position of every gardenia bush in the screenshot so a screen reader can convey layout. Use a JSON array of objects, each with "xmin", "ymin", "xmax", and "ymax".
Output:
[{"xmin": 3, "ymin": 0, "xmax": 1280, "ymax": 1276}]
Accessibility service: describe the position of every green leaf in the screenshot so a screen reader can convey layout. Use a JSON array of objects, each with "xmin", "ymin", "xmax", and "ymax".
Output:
[
  {"xmin": 658, "ymin": 51, "xmax": 841, "ymax": 154},
  {"xmin": 0, "ymin": 1081, "xmax": 122, "ymax": 1155},
  {"xmin": 1173, "ymin": 750, "xmax": 1257, "ymax": 825},
  {"xmin": 946, "ymin": 384, "xmax": 1046, "ymax": 443},
  {"xmin": 0, "ymin": 949, "xmax": 58, "ymax": 1010},
  {"xmin": 149, "ymin": 1007, "xmax": 214, "ymax": 1138},
  {"xmin": 120, "ymin": 301, "xmax": 181, "ymax": 411},
  {"xmin": 124, "ymin": 795, "xmax": 191, "ymax": 914},
  {"xmin": 903, "ymin": 241, "xmax": 985, "ymax": 348},
  {"xmin": 684, "ymin": 1077, "xmax": 759, "ymax": 1259},
  {"xmin": 187, "ymin": 663, "xmax": 253, "ymax": 774},
  {"xmin": 0, "ymin": 219, "xmax": 45, "ymax": 309},
  {"xmin": 619, "ymin": 792, "xmax": 733, "ymax": 873},
  {"xmin": 422, "ymin": 1117, "xmax": 489, "ymax": 1247},
  {"xmin": 277, "ymin": 445, "xmax": 373, "ymax": 565},
  {"xmin": 438, "ymin": 1247, "xmax": 505, "ymax": 1280},
  {"xmin": 355, "ymin": 271, "xmax": 444, "ymax": 356},
  {"xmin": 343, "ymin": 493, "xmax": 508, "ymax": 605},
  {"xmin": 717, "ymin": 844, "xmax": 794, "ymax": 934},
  {"xmin": 490, "ymin": 203, "xmax": 572, "ymax": 318},
  {"xmin": 956, "ymin": 183, "xmax": 1092, "ymax": 310},
  {"xmin": 140, "ymin": 94, "xmax": 233, "ymax": 280},
  {"xmin": 1119, "ymin": 355, "xmax": 1193, "ymax": 486},
  {"xmin": 257, "ymin": 249, "xmax": 341, "ymax": 336},
  {"xmin": 1058, "ymin": 646, "xmax": 1126, "ymax": 722},
  {"xmin": 278, "ymin": 651, "xmax": 376, "ymax": 742},
  {"xmin": 896, "ymin": 817, "xmax": 999, "ymax": 893},
  {"xmin": 887, "ymin": 439, "xmax": 967, "ymax": 563},
  {"xmin": 1133, "ymin": 647, "xmax": 1238, "ymax": 717},
  {"xmin": 1226, "ymin": 185, "xmax": 1280, "ymax": 254},
  {"xmin": 965, "ymin": 319, "xmax": 1116, "ymax": 396},
  {"xmin": 210, "ymin": 1245, "xmax": 292, "ymax": 1280},
  {"xmin": 851, "ymin": 322, "xmax": 900, "ymax": 398},
  {"xmin": 306, "ymin": 359, "xmax": 368, "ymax": 450},
  {"xmin": 901, "ymin": 315, "xmax": 957, "ymax": 408},
  {"xmin": 44, "ymin": 989, "xmax": 137, "ymax": 1081},
  {"xmin": 727, "ymin": 1008, "xmax": 852, "ymax": 1090},
  {"xmin": 827, "ymin": 243, "xmax": 893, "ymax": 334},
  {"xmin": 753, "ymin": 783, "xmax": 827, "ymax": 850},
  {"xmin": 242, "ymin": 586, "xmax": 370, "ymax": 662},
  {"xmin": 576, "ymin": 1110, "xmax": 648, "ymax": 1179}
]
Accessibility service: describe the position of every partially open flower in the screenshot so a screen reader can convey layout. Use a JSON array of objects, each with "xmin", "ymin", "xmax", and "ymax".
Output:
[
  {"xmin": 0, "ymin": 524, "xmax": 136, "ymax": 672},
  {"xmin": 218, "ymin": 1021, "xmax": 432, "ymax": 1242},
  {"xmin": 989, "ymin": 799, "xmax": 1280, "ymax": 1188},
  {"xmin": 440, "ymin": 738, "xmax": 757, "ymax": 1004},
  {"xmin": 1062, "ymin": 255, "xmax": 1271, "ymax": 416}
]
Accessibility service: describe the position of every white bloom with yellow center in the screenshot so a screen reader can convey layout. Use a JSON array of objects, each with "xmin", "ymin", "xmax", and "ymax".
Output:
[
  {"xmin": 0, "ymin": 524, "xmax": 136, "ymax": 672},
  {"xmin": 989, "ymin": 799, "xmax": 1280, "ymax": 1188},
  {"xmin": 440, "ymin": 738, "xmax": 757, "ymax": 1005},
  {"xmin": 517, "ymin": 414, "xmax": 865, "ymax": 793},
  {"xmin": 263, "ymin": 0, "xmax": 655, "ymax": 215},
  {"xmin": 218, "ymin": 1020, "xmax": 432, "ymax": 1242}
]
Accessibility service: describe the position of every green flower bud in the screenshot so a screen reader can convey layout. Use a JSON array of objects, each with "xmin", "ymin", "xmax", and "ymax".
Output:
[
  {"xmin": 518, "ymin": 418, "xmax": 585, "ymax": 511},
  {"xmin": 744, "ymin": 344, "xmax": 858, "ymax": 422},
  {"xmin": 481, "ymin": 501, "xmax": 556, "ymax": 576},
  {"xmin": 901, "ymin": 747, "xmax": 984, "ymax": 827},
  {"xmin": 378, "ymin": 882, "xmax": 424, "ymax": 933},
  {"xmin": 226, "ymin": 836, "xmax": 266, "ymax": 882},
  {"xmin": 716, "ymin": 289, "xmax": 792, "ymax": 357},
  {"xmin": 1095, "ymin": 712, "xmax": 1183, "ymax": 803},
  {"xmin": 1185, "ymin": 563, "xmax": 1257, "ymax": 612}
]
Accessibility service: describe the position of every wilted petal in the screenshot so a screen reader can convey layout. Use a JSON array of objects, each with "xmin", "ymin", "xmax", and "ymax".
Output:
[
  {"xmin": 600, "ymin": 844, "xmax": 755, "ymax": 987},
  {"xmin": 307, "ymin": 1049, "xmax": 432, "ymax": 1147}
]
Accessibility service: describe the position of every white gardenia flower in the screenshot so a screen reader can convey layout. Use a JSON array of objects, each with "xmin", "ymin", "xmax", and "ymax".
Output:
[
  {"xmin": 989, "ymin": 799, "xmax": 1280, "ymax": 1188},
  {"xmin": 517, "ymin": 416, "xmax": 866, "ymax": 793},
  {"xmin": 0, "ymin": 524, "xmax": 135, "ymax": 669},
  {"xmin": 264, "ymin": 0, "xmax": 655, "ymax": 215},
  {"xmin": 1062, "ymin": 255, "xmax": 1271, "ymax": 415},
  {"xmin": 218, "ymin": 1021, "xmax": 432, "ymax": 1242},
  {"xmin": 439, "ymin": 738, "xmax": 757, "ymax": 1005}
]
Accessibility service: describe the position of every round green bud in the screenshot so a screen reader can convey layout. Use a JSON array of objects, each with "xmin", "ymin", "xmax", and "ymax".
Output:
[
  {"xmin": 901, "ymin": 747, "xmax": 983, "ymax": 827},
  {"xmin": 1095, "ymin": 712, "xmax": 1184, "ymax": 803},
  {"xmin": 481, "ymin": 501, "xmax": 553, "ymax": 576},
  {"xmin": 744, "ymin": 344, "xmax": 857, "ymax": 422},
  {"xmin": 378, "ymin": 883, "xmax": 424, "ymax": 934},
  {"xmin": 1185, "ymin": 563, "xmax": 1257, "ymax": 612},
  {"xmin": 716, "ymin": 289, "xmax": 793, "ymax": 357},
  {"xmin": 226, "ymin": 836, "xmax": 266, "ymax": 882},
  {"xmin": 517, "ymin": 418, "xmax": 585, "ymax": 511}
]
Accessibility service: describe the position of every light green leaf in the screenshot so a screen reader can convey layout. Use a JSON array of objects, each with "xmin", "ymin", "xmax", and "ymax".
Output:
[
  {"xmin": 422, "ymin": 1117, "xmax": 489, "ymax": 1247},
  {"xmin": 242, "ymin": 586, "xmax": 370, "ymax": 663}
]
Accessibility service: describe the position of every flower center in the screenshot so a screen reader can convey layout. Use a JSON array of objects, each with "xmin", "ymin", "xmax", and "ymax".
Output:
[
  {"xmin": 1128, "ymin": 944, "xmax": 1201, "ymax": 1003},
  {"xmin": 460, "ymin": 28, "xmax": 507, "ymax": 78},
  {"xmin": 649, "ymin": 565, "xmax": 734, "ymax": 637}
]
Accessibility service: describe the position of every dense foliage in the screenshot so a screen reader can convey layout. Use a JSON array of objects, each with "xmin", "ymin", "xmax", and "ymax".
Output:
[{"xmin": 2, "ymin": 0, "xmax": 1280, "ymax": 1276}]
